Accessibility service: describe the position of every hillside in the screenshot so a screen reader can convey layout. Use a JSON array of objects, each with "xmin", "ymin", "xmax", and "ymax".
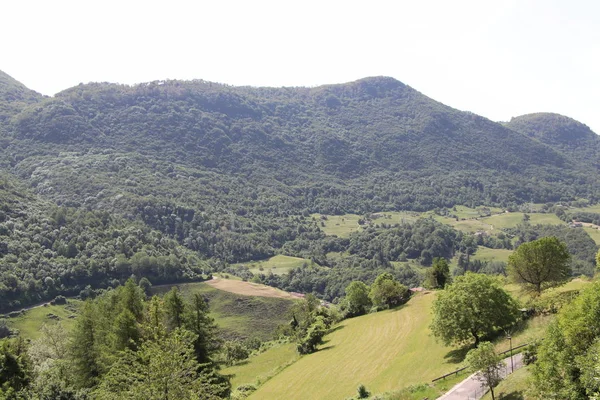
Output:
[
  {"xmin": 1, "ymin": 70, "xmax": 599, "ymax": 308},
  {"xmin": 506, "ymin": 112, "xmax": 600, "ymax": 170}
]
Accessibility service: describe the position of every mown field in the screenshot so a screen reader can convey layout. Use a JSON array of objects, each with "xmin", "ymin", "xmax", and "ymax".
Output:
[
  {"xmin": 222, "ymin": 342, "xmax": 300, "ymax": 389},
  {"xmin": 234, "ymin": 279, "xmax": 590, "ymax": 399},
  {"xmin": 248, "ymin": 293, "xmax": 461, "ymax": 400},
  {"xmin": 236, "ymin": 255, "xmax": 312, "ymax": 276},
  {"xmin": 151, "ymin": 280, "xmax": 297, "ymax": 340}
]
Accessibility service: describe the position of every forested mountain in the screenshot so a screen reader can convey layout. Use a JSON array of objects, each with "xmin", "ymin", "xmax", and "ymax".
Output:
[
  {"xmin": 0, "ymin": 70, "xmax": 599, "ymax": 309},
  {"xmin": 505, "ymin": 112, "xmax": 600, "ymax": 170}
]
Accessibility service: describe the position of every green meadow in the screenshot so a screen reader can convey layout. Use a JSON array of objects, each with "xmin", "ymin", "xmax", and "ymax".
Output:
[
  {"xmin": 237, "ymin": 254, "xmax": 312, "ymax": 275},
  {"xmin": 151, "ymin": 281, "xmax": 295, "ymax": 341},
  {"xmin": 7, "ymin": 300, "xmax": 82, "ymax": 340}
]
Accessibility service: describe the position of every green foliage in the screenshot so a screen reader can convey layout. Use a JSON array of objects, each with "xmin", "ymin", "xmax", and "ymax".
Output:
[
  {"xmin": 430, "ymin": 273, "xmax": 520, "ymax": 346},
  {"xmin": 507, "ymin": 236, "xmax": 571, "ymax": 294},
  {"xmin": 530, "ymin": 281, "xmax": 600, "ymax": 399},
  {"xmin": 0, "ymin": 337, "xmax": 31, "ymax": 396},
  {"xmin": 426, "ymin": 257, "xmax": 450, "ymax": 289},
  {"xmin": 357, "ymin": 383, "xmax": 370, "ymax": 398},
  {"xmin": 465, "ymin": 342, "xmax": 503, "ymax": 400},
  {"xmin": 369, "ymin": 273, "xmax": 410, "ymax": 309},
  {"xmin": 344, "ymin": 281, "xmax": 371, "ymax": 317}
]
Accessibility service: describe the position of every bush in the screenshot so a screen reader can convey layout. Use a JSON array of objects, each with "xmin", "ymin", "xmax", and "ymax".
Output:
[{"xmin": 357, "ymin": 384, "xmax": 370, "ymax": 399}]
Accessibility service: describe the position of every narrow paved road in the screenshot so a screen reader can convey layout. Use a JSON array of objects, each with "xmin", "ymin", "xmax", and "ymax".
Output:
[{"xmin": 437, "ymin": 353, "xmax": 524, "ymax": 400}]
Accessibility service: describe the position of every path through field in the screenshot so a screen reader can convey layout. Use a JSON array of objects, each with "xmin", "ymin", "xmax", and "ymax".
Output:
[{"xmin": 437, "ymin": 353, "xmax": 524, "ymax": 400}]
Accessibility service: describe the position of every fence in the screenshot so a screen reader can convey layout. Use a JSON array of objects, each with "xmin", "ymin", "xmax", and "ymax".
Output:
[{"xmin": 431, "ymin": 342, "xmax": 529, "ymax": 383}]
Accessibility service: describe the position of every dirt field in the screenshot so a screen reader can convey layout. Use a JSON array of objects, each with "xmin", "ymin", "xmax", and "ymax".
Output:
[{"xmin": 205, "ymin": 278, "xmax": 301, "ymax": 300}]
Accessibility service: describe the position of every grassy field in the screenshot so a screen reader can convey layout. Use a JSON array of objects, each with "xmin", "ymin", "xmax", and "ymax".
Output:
[
  {"xmin": 7, "ymin": 300, "xmax": 81, "ymax": 340},
  {"xmin": 571, "ymin": 204, "xmax": 600, "ymax": 213},
  {"xmin": 472, "ymin": 246, "xmax": 514, "ymax": 263},
  {"xmin": 480, "ymin": 212, "xmax": 564, "ymax": 230},
  {"xmin": 237, "ymin": 255, "xmax": 312, "ymax": 276},
  {"xmin": 311, "ymin": 213, "xmax": 363, "ymax": 237},
  {"xmin": 583, "ymin": 226, "xmax": 600, "ymax": 245},
  {"xmin": 249, "ymin": 293, "xmax": 462, "ymax": 400},
  {"xmin": 222, "ymin": 342, "xmax": 300, "ymax": 389},
  {"xmin": 482, "ymin": 366, "xmax": 531, "ymax": 400},
  {"xmin": 151, "ymin": 280, "xmax": 296, "ymax": 340}
]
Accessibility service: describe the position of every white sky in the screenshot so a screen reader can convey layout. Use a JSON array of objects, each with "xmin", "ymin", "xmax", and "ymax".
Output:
[{"xmin": 2, "ymin": 0, "xmax": 599, "ymax": 133}]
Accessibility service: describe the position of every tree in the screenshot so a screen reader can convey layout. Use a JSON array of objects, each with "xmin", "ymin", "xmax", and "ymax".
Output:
[
  {"xmin": 368, "ymin": 273, "xmax": 410, "ymax": 309},
  {"xmin": 465, "ymin": 342, "xmax": 503, "ymax": 400},
  {"xmin": 184, "ymin": 294, "xmax": 219, "ymax": 364},
  {"xmin": 70, "ymin": 301, "xmax": 101, "ymax": 388},
  {"xmin": 507, "ymin": 236, "xmax": 571, "ymax": 295},
  {"xmin": 430, "ymin": 273, "xmax": 520, "ymax": 346},
  {"xmin": 531, "ymin": 280, "xmax": 600, "ymax": 398},
  {"xmin": 344, "ymin": 281, "xmax": 371, "ymax": 316},
  {"xmin": 164, "ymin": 287, "xmax": 185, "ymax": 331},
  {"xmin": 94, "ymin": 328, "xmax": 229, "ymax": 400},
  {"xmin": 426, "ymin": 257, "xmax": 451, "ymax": 289}
]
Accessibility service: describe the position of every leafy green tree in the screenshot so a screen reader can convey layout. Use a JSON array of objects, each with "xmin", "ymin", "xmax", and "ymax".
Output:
[
  {"xmin": 465, "ymin": 342, "xmax": 503, "ymax": 400},
  {"xmin": 531, "ymin": 280, "xmax": 600, "ymax": 398},
  {"xmin": 369, "ymin": 273, "xmax": 409, "ymax": 309},
  {"xmin": 430, "ymin": 273, "xmax": 520, "ymax": 346},
  {"xmin": 426, "ymin": 257, "xmax": 450, "ymax": 289},
  {"xmin": 297, "ymin": 316, "xmax": 327, "ymax": 355},
  {"xmin": 344, "ymin": 281, "xmax": 371, "ymax": 316},
  {"xmin": 507, "ymin": 236, "xmax": 571, "ymax": 295}
]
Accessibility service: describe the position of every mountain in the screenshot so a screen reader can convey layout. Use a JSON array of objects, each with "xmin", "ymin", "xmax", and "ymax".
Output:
[
  {"xmin": 2, "ymin": 75, "xmax": 595, "ymax": 212},
  {"xmin": 0, "ymin": 70, "xmax": 599, "ymax": 309},
  {"xmin": 0, "ymin": 70, "xmax": 42, "ymax": 123},
  {"xmin": 505, "ymin": 112, "xmax": 600, "ymax": 170}
]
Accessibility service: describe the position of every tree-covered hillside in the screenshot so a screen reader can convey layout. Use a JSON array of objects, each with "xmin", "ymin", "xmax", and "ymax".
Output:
[
  {"xmin": 505, "ymin": 112, "xmax": 600, "ymax": 170},
  {"xmin": 0, "ymin": 70, "xmax": 599, "ymax": 309}
]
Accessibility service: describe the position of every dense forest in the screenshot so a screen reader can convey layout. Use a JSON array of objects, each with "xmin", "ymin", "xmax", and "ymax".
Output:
[{"xmin": 0, "ymin": 69, "xmax": 599, "ymax": 310}]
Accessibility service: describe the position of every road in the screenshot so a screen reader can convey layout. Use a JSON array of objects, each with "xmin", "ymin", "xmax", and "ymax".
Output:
[{"xmin": 437, "ymin": 353, "xmax": 524, "ymax": 400}]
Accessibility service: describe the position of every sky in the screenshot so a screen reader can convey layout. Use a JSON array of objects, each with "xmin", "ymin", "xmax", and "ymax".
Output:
[{"xmin": 2, "ymin": 0, "xmax": 599, "ymax": 133}]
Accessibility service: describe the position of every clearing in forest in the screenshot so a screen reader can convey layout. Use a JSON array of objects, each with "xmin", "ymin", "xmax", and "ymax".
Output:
[
  {"xmin": 238, "ymin": 254, "xmax": 313, "ymax": 276},
  {"xmin": 205, "ymin": 278, "xmax": 301, "ymax": 300},
  {"xmin": 152, "ymin": 280, "xmax": 296, "ymax": 340}
]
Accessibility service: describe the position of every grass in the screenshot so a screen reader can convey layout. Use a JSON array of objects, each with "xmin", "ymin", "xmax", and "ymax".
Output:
[
  {"xmin": 204, "ymin": 278, "xmax": 301, "ymax": 299},
  {"xmin": 571, "ymin": 204, "xmax": 600, "ymax": 213},
  {"xmin": 472, "ymin": 246, "xmax": 514, "ymax": 263},
  {"xmin": 377, "ymin": 371, "xmax": 470, "ymax": 400},
  {"xmin": 312, "ymin": 213, "xmax": 363, "ymax": 237},
  {"xmin": 480, "ymin": 212, "xmax": 564, "ymax": 230},
  {"xmin": 583, "ymin": 226, "xmax": 600, "ymax": 245},
  {"xmin": 237, "ymin": 255, "xmax": 312, "ymax": 276},
  {"xmin": 223, "ymin": 342, "xmax": 300, "ymax": 389},
  {"xmin": 151, "ymin": 281, "xmax": 296, "ymax": 340},
  {"xmin": 481, "ymin": 366, "xmax": 531, "ymax": 400},
  {"xmin": 8, "ymin": 300, "xmax": 81, "ymax": 340},
  {"xmin": 249, "ymin": 293, "xmax": 463, "ymax": 400}
]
